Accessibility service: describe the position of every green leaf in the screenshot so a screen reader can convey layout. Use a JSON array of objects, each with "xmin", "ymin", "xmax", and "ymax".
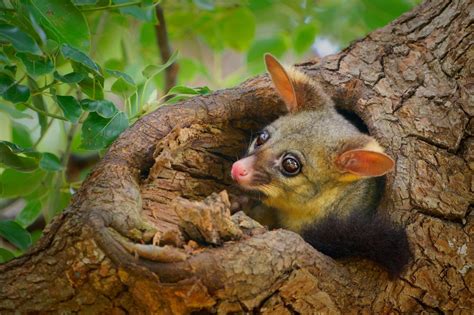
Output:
[
  {"xmin": 0, "ymin": 141, "xmax": 39, "ymax": 172},
  {"xmin": 165, "ymin": 94, "xmax": 192, "ymax": 104},
  {"xmin": 12, "ymin": 122, "xmax": 34, "ymax": 147},
  {"xmin": 0, "ymin": 247, "xmax": 15, "ymax": 263},
  {"xmin": 73, "ymin": 0, "xmax": 98, "ymax": 5},
  {"xmin": 0, "ymin": 73, "xmax": 31, "ymax": 104},
  {"xmin": 0, "ymin": 52, "xmax": 10, "ymax": 64},
  {"xmin": 30, "ymin": 230, "xmax": 43, "ymax": 244},
  {"xmin": 0, "ymin": 23, "xmax": 42, "ymax": 55},
  {"xmin": 106, "ymin": 69, "xmax": 134, "ymax": 85},
  {"xmin": 55, "ymin": 95, "xmax": 83, "ymax": 123},
  {"xmin": 78, "ymin": 76, "xmax": 104, "ymax": 100},
  {"xmin": 118, "ymin": 3, "xmax": 156, "ymax": 22},
  {"xmin": 25, "ymin": 0, "xmax": 90, "ymax": 52},
  {"xmin": 80, "ymin": 99, "xmax": 118, "ymax": 118},
  {"xmin": 0, "ymin": 169, "xmax": 45, "ymax": 198},
  {"xmin": 293, "ymin": 24, "xmax": 317, "ymax": 54},
  {"xmin": 2, "ymin": 83, "xmax": 30, "ymax": 104},
  {"xmin": 39, "ymin": 152, "xmax": 62, "ymax": 171},
  {"xmin": 16, "ymin": 200, "xmax": 42, "ymax": 228},
  {"xmin": 111, "ymin": 77, "xmax": 137, "ymax": 98},
  {"xmin": 27, "ymin": 78, "xmax": 47, "ymax": 136},
  {"xmin": 221, "ymin": 8, "xmax": 256, "ymax": 51},
  {"xmin": 196, "ymin": 86, "xmax": 211, "ymax": 95},
  {"xmin": 361, "ymin": 0, "xmax": 412, "ymax": 29},
  {"xmin": 142, "ymin": 50, "xmax": 178, "ymax": 79},
  {"xmin": 44, "ymin": 39, "xmax": 59, "ymax": 54},
  {"xmin": 0, "ymin": 73, "xmax": 14, "ymax": 94},
  {"xmin": 81, "ymin": 111, "xmax": 128, "ymax": 150},
  {"xmin": 247, "ymin": 37, "xmax": 287, "ymax": 66},
  {"xmin": 16, "ymin": 52, "xmax": 54, "ymax": 76},
  {"xmin": 61, "ymin": 44, "xmax": 100, "ymax": 75},
  {"xmin": 0, "ymin": 103, "xmax": 32, "ymax": 119},
  {"xmin": 53, "ymin": 71, "xmax": 86, "ymax": 84},
  {"xmin": 0, "ymin": 220, "xmax": 32, "ymax": 251},
  {"xmin": 168, "ymin": 85, "xmax": 200, "ymax": 95}
]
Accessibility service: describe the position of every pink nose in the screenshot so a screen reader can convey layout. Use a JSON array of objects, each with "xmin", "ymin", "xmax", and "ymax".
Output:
[{"xmin": 231, "ymin": 161, "xmax": 248, "ymax": 180}]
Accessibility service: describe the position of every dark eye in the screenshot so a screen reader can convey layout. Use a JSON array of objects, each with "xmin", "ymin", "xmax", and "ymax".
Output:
[
  {"xmin": 255, "ymin": 130, "xmax": 270, "ymax": 147},
  {"xmin": 281, "ymin": 154, "xmax": 301, "ymax": 176}
]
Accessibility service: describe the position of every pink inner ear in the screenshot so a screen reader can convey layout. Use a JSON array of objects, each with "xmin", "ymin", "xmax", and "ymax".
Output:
[
  {"xmin": 335, "ymin": 149, "xmax": 395, "ymax": 177},
  {"xmin": 264, "ymin": 54, "xmax": 298, "ymax": 112}
]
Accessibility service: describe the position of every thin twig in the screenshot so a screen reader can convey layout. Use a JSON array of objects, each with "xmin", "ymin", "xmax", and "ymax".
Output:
[
  {"xmin": 23, "ymin": 102, "xmax": 68, "ymax": 121},
  {"xmin": 155, "ymin": 4, "xmax": 179, "ymax": 94}
]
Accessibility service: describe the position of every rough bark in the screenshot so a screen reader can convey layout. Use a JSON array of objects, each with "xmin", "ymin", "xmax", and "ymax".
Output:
[{"xmin": 0, "ymin": 0, "xmax": 473, "ymax": 313}]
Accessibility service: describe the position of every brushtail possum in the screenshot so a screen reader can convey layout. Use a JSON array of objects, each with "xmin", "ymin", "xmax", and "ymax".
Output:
[{"xmin": 231, "ymin": 54, "xmax": 411, "ymax": 277}]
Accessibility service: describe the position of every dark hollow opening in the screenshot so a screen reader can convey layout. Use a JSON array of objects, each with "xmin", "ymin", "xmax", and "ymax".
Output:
[{"xmin": 335, "ymin": 108, "xmax": 370, "ymax": 134}]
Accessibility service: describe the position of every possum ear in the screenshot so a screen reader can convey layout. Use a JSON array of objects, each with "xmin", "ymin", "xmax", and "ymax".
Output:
[
  {"xmin": 335, "ymin": 149, "xmax": 395, "ymax": 181},
  {"xmin": 264, "ymin": 53, "xmax": 298, "ymax": 113}
]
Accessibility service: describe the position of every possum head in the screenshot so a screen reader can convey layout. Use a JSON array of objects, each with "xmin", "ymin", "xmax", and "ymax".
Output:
[{"xmin": 231, "ymin": 54, "xmax": 394, "ymax": 229}]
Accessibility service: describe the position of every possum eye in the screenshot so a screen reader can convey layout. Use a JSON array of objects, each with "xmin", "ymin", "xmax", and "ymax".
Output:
[
  {"xmin": 281, "ymin": 154, "xmax": 301, "ymax": 176},
  {"xmin": 255, "ymin": 130, "xmax": 270, "ymax": 147}
]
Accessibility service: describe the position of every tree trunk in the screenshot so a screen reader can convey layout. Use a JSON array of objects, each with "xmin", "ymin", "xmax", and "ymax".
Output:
[{"xmin": 1, "ymin": 0, "xmax": 472, "ymax": 313}]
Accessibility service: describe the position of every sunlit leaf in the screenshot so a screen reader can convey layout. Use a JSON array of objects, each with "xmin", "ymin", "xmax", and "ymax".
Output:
[
  {"xmin": 168, "ymin": 85, "xmax": 200, "ymax": 95},
  {"xmin": 25, "ymin": 0, "xmax": 90, "ymax": 52},
  {"xmin": 16, "ymin": 200, "xmax": 42, "ymax": 228},
  {"xmin": 81, "ymin": 111, "xmax": 128, "ymax": 150},
  {"xmin": 221, "ymin": 8, "xmax": 255, "ymax": 51},
  {"xmin": 142, "ymin": 50, "xmax": 178, "ymax": 79},
  {"xmin": 247, "ymin": 37, "xmax": 287, "ymax": 64},
  {"xmin": 0, "ymin": 169, "xmax": 45, "ymax": 198},
  {"xmin": 12, "ymin": 122, "xmax": 34, "ymax": 148},
  {"xmin": 111, "ymin": 77, "xmax": 137, "ymax": 98},
  {"xmin": 293, "ymin": 24, "xmax": 317, "ymax": 54},
  {"xmin": 0, "ymin": 220, "xmax": 32, "ymax": 251},
  {"xmin": 0, "ymin": 23, "xmax": 42, "ymax": 55},
  {"xmin": 361, "ymin": 0, "xmax": 412, "ymax": 29},
  {"xmin": 55, "ymin": 95, "xmax": 83, "ymax": 123}
]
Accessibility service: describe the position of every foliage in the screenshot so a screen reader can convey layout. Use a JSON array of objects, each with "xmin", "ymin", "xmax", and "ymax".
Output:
[{"xmin": 0, "ymin": 0, "xmax": 418, "ymax": 262}]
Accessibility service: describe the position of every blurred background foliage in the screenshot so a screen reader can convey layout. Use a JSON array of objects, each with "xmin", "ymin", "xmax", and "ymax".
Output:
[{"xmin": 0, "ymin": 0, "xmax": 419, "ymax": 262}]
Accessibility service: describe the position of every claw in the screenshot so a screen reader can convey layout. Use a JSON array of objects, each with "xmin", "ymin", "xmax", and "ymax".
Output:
[{"xmin": 110, "ymin": 228, "xmax": 188, "ymax": 263}]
